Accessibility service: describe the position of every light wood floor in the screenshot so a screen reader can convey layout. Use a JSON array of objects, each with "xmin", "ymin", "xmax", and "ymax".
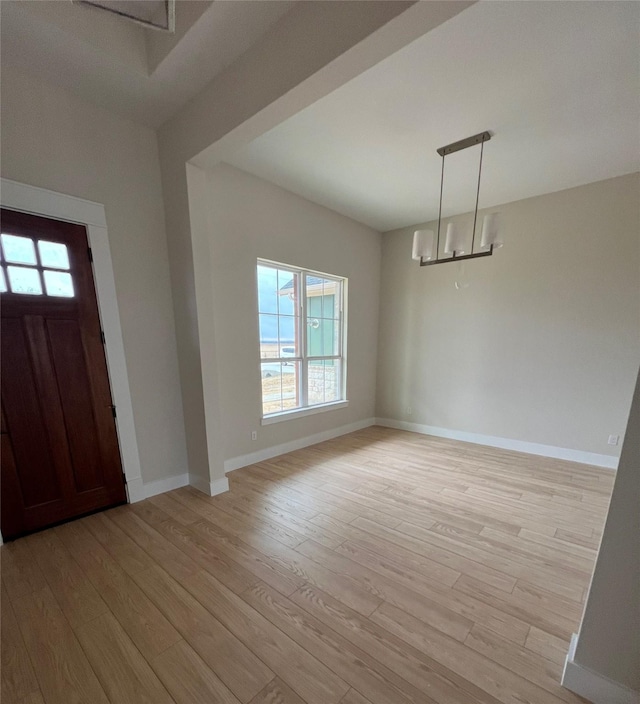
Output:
[{"xmin": 2, "ymin": 426, "xmax": 614, "ymax": 704}]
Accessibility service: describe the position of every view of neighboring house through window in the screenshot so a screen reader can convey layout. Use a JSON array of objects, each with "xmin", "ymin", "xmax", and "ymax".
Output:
[{"xmin": 257, "ymin": 260, "xmax": 346, "ymax": 417}]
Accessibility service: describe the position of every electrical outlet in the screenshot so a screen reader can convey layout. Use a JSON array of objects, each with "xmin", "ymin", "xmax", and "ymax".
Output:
[
  {"xmin": 406, "ymin": 406, "xmax": 412, "ymax": 415},
  {"xmin": 608, "ymin": 434, "xmax": 619, "ymax": 446},
  {"xmin": 251, "ymin": 431, "xmax": 257, "ymax": 441}
]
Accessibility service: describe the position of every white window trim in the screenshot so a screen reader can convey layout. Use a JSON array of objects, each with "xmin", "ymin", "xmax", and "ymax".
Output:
[
  {"xmin": 261, "ymin": 400, "xmax": 349, "ymax": 425},
  {"xmin": 0, "ymin": 178, "xmax": 144, "ymax": 509},
  {"xmin": 257, "ymin": 259, "xmax": 347, "ymax": 421}
]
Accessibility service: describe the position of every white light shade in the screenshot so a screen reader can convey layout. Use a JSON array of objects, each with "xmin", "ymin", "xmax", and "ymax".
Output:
[
  {"xmin": 480, "ymin": 212, "xmax": 503, "ymax": 248},
  {"xmin": 444, "ymin": 223, "xmax": 465, "ymax": 255},
  {"xmin": 412, "ymin": 229, "xmax": 434, "ymax": 261}
]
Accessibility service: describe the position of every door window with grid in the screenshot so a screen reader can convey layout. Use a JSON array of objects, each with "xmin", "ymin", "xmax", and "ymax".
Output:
[
  {"xmin": 0, "ymin": 233, "xmax": 74, "ymax": 297},
  {"xmin": 257, "ymin": 260, "xmax": 346, "ymax": 418}
]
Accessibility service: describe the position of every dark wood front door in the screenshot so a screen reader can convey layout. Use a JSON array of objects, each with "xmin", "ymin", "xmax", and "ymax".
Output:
[{"xmin": 1, "ymin": 209, "xmax": 126, "ymax": 540}]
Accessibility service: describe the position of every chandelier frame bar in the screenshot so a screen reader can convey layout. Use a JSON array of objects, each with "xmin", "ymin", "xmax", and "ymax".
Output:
[{"xmin": 419, "ymin": 245, "xmax": 494, "ymax": 267}]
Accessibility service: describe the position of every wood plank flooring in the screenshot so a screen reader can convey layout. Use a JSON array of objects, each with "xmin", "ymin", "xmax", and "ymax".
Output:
[{"xmin": 1, "ymin": 426, "xmax": 614, "ymax": 704}]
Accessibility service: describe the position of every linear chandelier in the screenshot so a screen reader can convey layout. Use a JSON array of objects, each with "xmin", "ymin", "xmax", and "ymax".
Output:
[{"xmin": 412, "ymin": 131, "xmax": 502, "ymax": 267}]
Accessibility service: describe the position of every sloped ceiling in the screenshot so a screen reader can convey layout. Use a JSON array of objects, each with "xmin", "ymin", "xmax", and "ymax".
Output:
[
  {"xmin": 226, "ymin": 1, "xmax": 640, "ymax": 231},
  {"xmin": 2, "ymin": 1, "xmax": 637, "ymax": 233},
  {"xmin": 0, "ymin": 0, "xmax": 295, "ymax": 127}
]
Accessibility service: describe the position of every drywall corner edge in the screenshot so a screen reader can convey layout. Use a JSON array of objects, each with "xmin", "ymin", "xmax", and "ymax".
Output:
[
  {"xmin": 189, "ymin": 473, "xmax": 229, "ymax": 497},
  {"xmin": 562, "ymin": 634, "xmax": 640, "ymax": 704}
]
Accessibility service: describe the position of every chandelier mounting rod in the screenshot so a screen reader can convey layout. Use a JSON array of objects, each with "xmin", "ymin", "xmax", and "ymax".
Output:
[{"xmin": 421, "ymin": 131, "xmax": 493, "ymax": 267}]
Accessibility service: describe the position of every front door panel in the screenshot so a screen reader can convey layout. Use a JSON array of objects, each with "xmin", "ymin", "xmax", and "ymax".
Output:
[{"xmin": 1, "ymin": 209, "xmax": 126, "ymax": 539}]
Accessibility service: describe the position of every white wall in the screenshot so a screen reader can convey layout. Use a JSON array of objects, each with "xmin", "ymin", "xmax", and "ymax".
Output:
[
  {"xmin": 0, "ymin": 66, "xmax": 188, "ymax": 486},
  {"xmin": 198, "ymin": 163, "xmax": 381, "ymax": 463},
  {"xmin": 377, "ymin": 174, "xmax": 640, "ymax": 460}
]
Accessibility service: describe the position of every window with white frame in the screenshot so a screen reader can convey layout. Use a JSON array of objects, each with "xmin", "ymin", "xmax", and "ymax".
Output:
[{"xmin": 257, "ymin": 260, "xmax": 346, "ymax": 418}]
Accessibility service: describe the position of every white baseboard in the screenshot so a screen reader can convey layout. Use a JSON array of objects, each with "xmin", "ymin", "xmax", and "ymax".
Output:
[
  {"xmin": 135, "ymin": 414, "xmax": 616, "ymax": 501},
  {"xmin": 133, "ymin": 471, "xmax": 229, "ymax": 502},
  {"xmin": 562, "ymin": 634, "xmax": 640, "ymax": 704},
  {"xmin": 375, "ymin": 418, "xmax": 619, "ymax": 470},
  {"xmin": 224, "ymin": 417, "xmax": 377, "ymax": 473},
  {"xmin": 140, "ymin": 473, "xmax": 189, "ymax": 500},
  {"xmin": 189, "ymin": 473, "xmax": 230, "ymax": 497}
]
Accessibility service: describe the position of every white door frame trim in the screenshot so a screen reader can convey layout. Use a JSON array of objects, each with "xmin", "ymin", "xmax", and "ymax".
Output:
[{"xmin": 1, "ymin": 178, "xmax": 144, "ymax": 504}]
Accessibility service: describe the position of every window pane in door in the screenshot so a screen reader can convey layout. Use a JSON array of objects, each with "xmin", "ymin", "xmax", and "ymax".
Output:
[
  {"xmin": 38, "ymin": 241, "xmax": 70, "ymax": 270},
  {"xmin": 43, "ymin": 270, "xmax": 75, "ymax": 298},
  {"xmin": 1, "ymin": 234, "xmax": 37, "ymax": 265},
  {"xmin": 7, "ymin": 266, "xmax": 42, "ymax": 295}
]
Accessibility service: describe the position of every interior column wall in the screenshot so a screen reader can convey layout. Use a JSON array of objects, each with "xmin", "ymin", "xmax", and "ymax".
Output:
[{"xmin": 566, "ymin": 370, "xmax": 640, "ymax": 697}]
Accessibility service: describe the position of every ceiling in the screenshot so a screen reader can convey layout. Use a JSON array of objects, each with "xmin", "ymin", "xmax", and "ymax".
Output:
[
  {"xmin": 0, "ymin": 0, "xmax": 295, "ymax": 127},
  {"xmin": 227, "ymin": 1, "xmax": 640, "ymax": 232},
  {"xmin": 2, "ymin": 1, "xmax": 637, "ymax": 232},
  {"xmin": 77, "ymin": 1, "xmax": 169, "ymax": 27}
]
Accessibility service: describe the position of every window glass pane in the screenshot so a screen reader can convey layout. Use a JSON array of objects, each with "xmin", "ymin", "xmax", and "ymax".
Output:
[
  {"xmin": 307, "ymin": 276, "xmax": 340, "ymax": 319},
  {"xmin": 1, "ymin": 234, "xmax": 37, "ymax": 265},
  {"xmin": 324, "ymin": 359, "xmax": 341, "ymax": 403},
  {"xmin": 0, "ymin": 268, "xmax": 6, "ymax": 293},
  {"xmin": 320, "ymin": 318, "xmax": 340, "ymax": 356},
  {"xmin": 259, "ymin": 313, "xmax": 279, "ymax": 358},
  {"xmin": 281, "ymin": 361, "xmax": 300, "ymax": 411},
  {"xmin": 306, "ymin": 275, "xmax": 323, "ymax": 317},
  {"xmin": 277, "ymin": 269, "xmax": 296, "ymax": 315},
  {"xmin": 323, "ymin": 286, "xmax": 340, "ymax": 319},
  {"xmin": 278, "ymin": 315, "xmax": 297, "ymax": 357},
  {"xmin": 259, "ymin": 265, "xmax": 300, "ymax": 360},
  {"xmin": 43, "ymin": 270, "xmax": 74, "ymax": 297},
  {"xmin": 7, "ymin": 266, "xmax": 42, "ymax": 295},
  {"xmin": 257, "ymin": 265, "xmax": 278, "ymax": 314},
  {"xmin": 38, "ymin": 240, "xmax": 70, "ymax": 270},
  {"xmin": 261, "ymin": 361, "xmax": 300, "ymax": 416},
  {"xmin": 307, "ymin": 314, "xmax": 323, "ymax": 357},
  {"xmin": 308, "ymin": 359, "xmax": 341, "ymax": 406}
]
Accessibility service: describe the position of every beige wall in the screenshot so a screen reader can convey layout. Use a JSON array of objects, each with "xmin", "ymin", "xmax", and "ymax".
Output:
[
  {"xmin": 200, "ymin": 163, "xmax": 381, "ymax": 461},
  {"xmin": 572, "ymin": 368, "xmax": 640, "ymax": 693},
  {"xmin": 0, "ymin": 66, "xmax": 188, "ymax": 485},
  {"xmin": 377, "ymin": 174, "xmax": 640, "ymax": 458}
]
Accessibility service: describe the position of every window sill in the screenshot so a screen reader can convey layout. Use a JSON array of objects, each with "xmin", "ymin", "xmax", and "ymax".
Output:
[{"xmin": 261, "ymin": 400, "xmax": 349, "ymax": 426}]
